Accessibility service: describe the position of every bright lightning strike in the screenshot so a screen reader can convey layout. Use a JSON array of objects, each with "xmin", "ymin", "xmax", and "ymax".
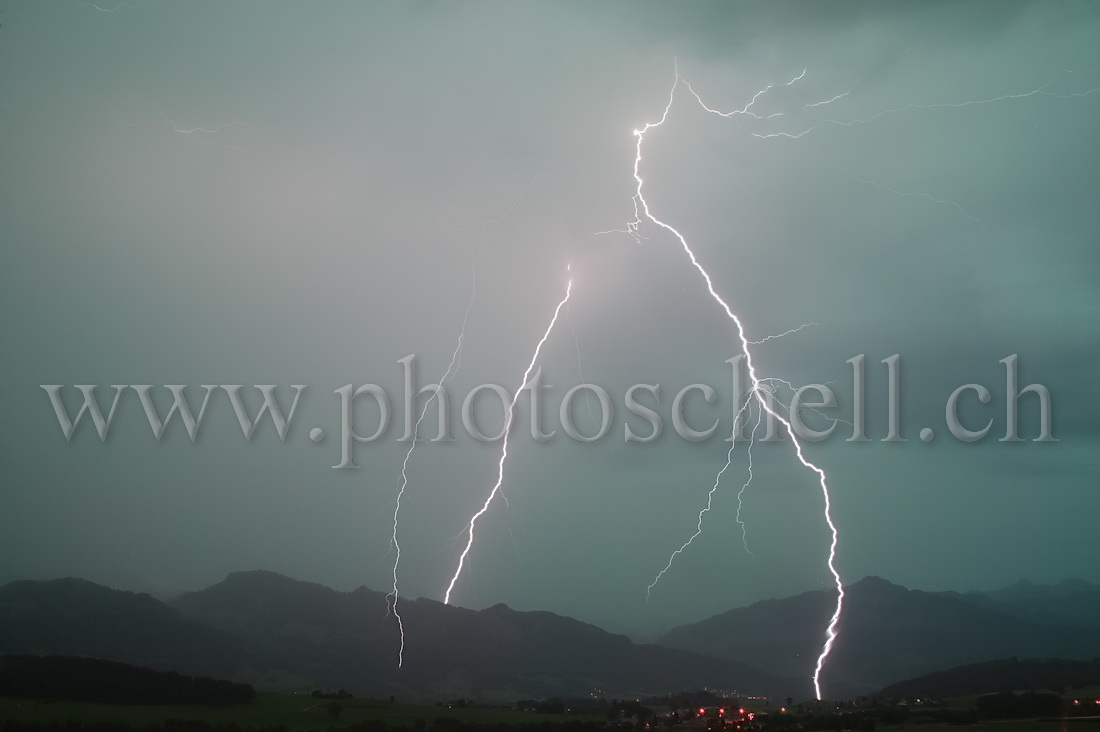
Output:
[
  {"xmin": 626, "ymin": 68, "xmax": 845, "ymax": 701},
  {"xmin": 442, "ymin": 270, "xmax": 574, "ymax": 606},
  {"xmin": 388, "ymin": 171, "xmax": 544, "ymax": 666},
  {"xmin": 419, "ymin": 57, "xmax": 1093, "ymax": 697},
  {"xmin": 387, "ymin": 297, "xmax": 473, "ymax": 667},
  {"xmin": 630, "ymin": 60, "xmax": 1096, "ymax": 697},
  {"xmin": 681, "ymin": 77, "xmax": 783, "ymax": 120}
]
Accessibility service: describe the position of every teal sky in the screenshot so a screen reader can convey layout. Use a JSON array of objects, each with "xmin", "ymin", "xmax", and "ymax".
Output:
[{"xmin": 1, "ymin": 0, "xmax": 1098, "ymax": 638}]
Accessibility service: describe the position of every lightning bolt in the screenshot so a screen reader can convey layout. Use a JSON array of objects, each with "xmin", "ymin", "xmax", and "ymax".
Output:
[
  {"xmin": 761, "ymin": 376, "xmax": 853, "ymax": 430},
  {"xmin": 753, "ymin": 70, "xmax": 1100, "ymax": 140},
  {"xmin": 733, "ymin": 406, "xmax": 764, "ymax": 557},
  {"xmin": 457, "ymin": 167, "xmax": 545, "ymax": 232},
  {"xmin": 747, "ymin": 322, "xmax": 820, "ymax": 345},
  {"xmin": 386, "ymin": 291, "xmax": 474, "ymax": 667},
  {"xmin": 566, "ymin": 303, "xmax": 602, "ymax": 442},
  {"xmin": 151, "ymin": 105, "xmax": 256, "ymax": 152},
  {"xmin": 625, "ymin": 67, "xmax": 844, "ymax": 700},
  {"xmin": 387, "ymin": 170, "xmax": 544, "ymax": 665},
  {"xmin": 646, "ymin": 395, "xmax": 756, "ymax": 600},
  {"xmin": 803, "ymin": 89, "xmax": 853, "ymax": 109},
  {"xmin": 634, "ymin": 61, "xmax": 1097, "ymax": 697},
  {"xmin": 75, "ymin": 0, "xmax": 158, "ymax": 12},
  {"xmin": 425, "ymin": 58, "xmax": 1098, "ymax": 697},
  {"xmin": 681, "ymin": 76, "xmax": 784, "ymax": 121},
  {"xmin": 820, "ymin": 158, "xmax": 985, "ymax": 227},
  {"xmin": 442, "ymin": 269, "xmax": 574, "ymax": 606}
]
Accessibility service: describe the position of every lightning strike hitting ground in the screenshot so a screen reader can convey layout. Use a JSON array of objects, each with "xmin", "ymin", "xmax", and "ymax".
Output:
[
  {"xmin": 421, "ymin": 60, "xmax": 1097, "ymax": 694},
  {"xmin": 626, "ymin": 69, "xmax": 845, "ymax": 700},
  {"xmin": 388, "ymin": 172, "xmax": 546, "ymax": 666},
  {"xmin": 627, "ymin": 61, "xmax": 1095, "ymax": 693},
  {"xmin": 44, "ymin": 0, "xmax": 1100, "ymax": 704},
  {"xmin": 386, "ymin": 295, "xmax": 474, "ymax": 667},
  {"xmin": 442, "ymin": 271, "xmax": 574, "ymax": 606}
]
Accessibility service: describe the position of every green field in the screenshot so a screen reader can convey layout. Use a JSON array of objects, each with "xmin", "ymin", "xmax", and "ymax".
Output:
[{"xmin": 0, "ymin": 694, "xmax": 605, "ymax": 731}]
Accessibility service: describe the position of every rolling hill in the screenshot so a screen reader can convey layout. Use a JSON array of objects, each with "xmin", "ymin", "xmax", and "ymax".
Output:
[
  {"xmin": 0, "ymin": 577, "xmax": 250, "ymax": 678},
  {"xmin": 876, "ymin": 657, "xmax": 1100, "ymax": 699}
]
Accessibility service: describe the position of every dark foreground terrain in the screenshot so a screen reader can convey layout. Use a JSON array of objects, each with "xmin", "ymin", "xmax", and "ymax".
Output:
[
  {"xmin": 3, "ymin": 691, "xmax": 1100, "ymax": 732},
  {"xmin": 5, "ymin": 572, "xmax": 1100, "ymax": 701}
]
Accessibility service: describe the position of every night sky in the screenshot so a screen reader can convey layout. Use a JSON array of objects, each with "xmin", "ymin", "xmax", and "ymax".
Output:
[{"xmin": 1, "ymin": 0, "xmax": 1098, "ymax": 639}]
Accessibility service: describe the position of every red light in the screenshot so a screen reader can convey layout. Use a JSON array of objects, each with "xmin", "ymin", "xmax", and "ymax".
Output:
[
  {"xmin": 747, "ymin": 713, "xmax": 755, "ymax": 721},
  {"xmin": 698, "ymin": 708, "xmax": 706, "ymax": 716},
  {"xmin": 719, "ymin": 708, "xmax": 726, "ymax": 715},
  {"xmin": 780, "ymin": 707, "xmax": 786, "ymax": 713},
  {"xmin": 738, "ymin": 708, "xmax": 746, "ymax": 715}
]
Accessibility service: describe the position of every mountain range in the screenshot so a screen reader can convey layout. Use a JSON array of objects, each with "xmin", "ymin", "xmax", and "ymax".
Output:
[
  {"xmin": 0, "ymin": 571, "xmax": 801, "ymax": 701},
  {"xmin": 2, "ymin": 571, "xmax": 1098, "ymax": 702},
  {"xmin": 659, "ymin": 575, "xmax": 1100, "ymax": 697}
]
